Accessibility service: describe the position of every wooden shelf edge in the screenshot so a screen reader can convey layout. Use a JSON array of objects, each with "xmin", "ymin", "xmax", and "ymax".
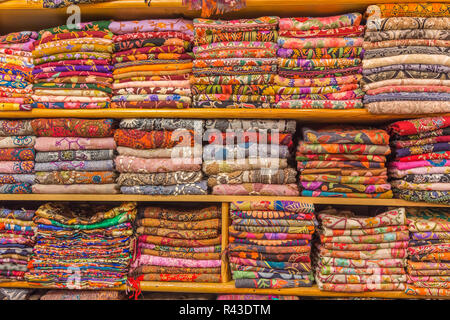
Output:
[
  {"xmin": 0, "ymin": 109, "xmax": 448, "ymax": 123},
  {"xmin": 0, "ymin": 194, "xmax": 448, "ymax": 207},
  {"xmin": 1, "ymin": 281, "xmax": 447, "ymax": 299}
]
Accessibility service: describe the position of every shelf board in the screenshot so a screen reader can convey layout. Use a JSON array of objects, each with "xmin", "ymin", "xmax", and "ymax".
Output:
[
  {"xmin": 1, "ymin": 281, "xmax": 447, "ymax": 299},
  {"xmin": 0, "ymin": 0, "xmax": 438, "ymax": 33},
  {"xmin": 0, "ymin": 194, "xmax": 448, "ymax": 207},
  {"xmin": 0, "ymin": 109, "xmax": 448, "ymax": 123}
]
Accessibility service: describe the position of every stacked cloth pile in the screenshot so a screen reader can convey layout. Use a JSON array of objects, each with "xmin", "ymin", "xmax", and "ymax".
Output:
[
  {"xmin": 203, "ymin": 119, "xmax": 298, "ymax": 195},
  {"xmin": 109, "ymin": 19, "xmax": 194, "ymax": 109},
  {"xmin": 31, "ymin": 118, "xmax": 118, "ymax": 194},
  {"xmin": 405, "ymin": 207, "xmax": 450, "ymax": 297},
  {"xmin": 387, "ymin": 116, "xmax": 450, "ymax": 205},
  {"xmin": 228, "ymin": 200, "xmax": 316, "ymax": 289},
  {"xmin": 192, "ymin": 16, "xmax": 279, "ymax": 109},
  {"xmin": 314, "ymin": 206, "xmax": 409, "ymax": 292},
  {"xmin": 0, "ymin": 207, "xmax": 36, "ymax": 282},
  {"xmin": 129, "ymin": 205, "xmax": 222, "ymax": 285},
  {"xmin": 0, "ymin": 31, "xmax": 36, "ymax": 111},
  {"xmin": 0, "ymin": 120, "xmax": 35, "ymax": 194},
  {"xmin": 275, "ymin": 13, "xmax": 365, "ymax": 109},
  {"xmin": 297, "ymin": 125, "xmax": 392, "ymax": 199},
  {"xmin": 363, "ymin": 3, "xmax": 450, "ymax": 114},
  {"xmin": 26, "ymin": 202, "xmax": 136, "ymax": 288},
  {"xmin": 115, "ymin": 118, "xmax": 206, "ymax": 195},
  {"xmin": 31, "ymin": 21, "xmax": 113, "ymax": 109}
]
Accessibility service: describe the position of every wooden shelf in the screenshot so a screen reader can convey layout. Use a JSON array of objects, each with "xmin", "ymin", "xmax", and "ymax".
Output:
[
  {"xmin": 0, "ymin": 109, "xmax": 448, "ymax": 123},
  {"xmin": 0, "ymin": 194, "xmax": 448, "ymax": 207},
  {"xmin": 1, "ymin": 281, "xmax": 447, "ymax": 299}
]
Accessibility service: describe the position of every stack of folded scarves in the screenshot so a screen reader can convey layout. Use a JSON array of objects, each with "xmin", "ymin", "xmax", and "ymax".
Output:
[
  {"xmin": 0, "ymin": 207, "xmax": 36, "ymax": 282},
  {"xmin": 192, "ymin": 16, "xmax": 279, "ymax": 108},
  {"xmin": 387, "ymin": 116, "xmax": 450, "ymax": 204},
  {"xmin": 109, "ymin": 19, "xmax": 194, "ymax": 109},
  {"xmin": 275, "ymin": 13, "xmax": 364, "ymax": 109},
  {"xmin": 26, "ymin": 202, "xmax": 137, "ymax": 288},
  {"xmin": 129, "ymin": 205, "xmax": 222, "ymax": 283},
  {"xmin": 405, "ymin": 207, "xmax": 450, "ymax": 297},
  {"xmin": 203, "ymin": 119, "xmax": 299, "ymax": 195},
  {"xmin": 0, "ymin": 31, "xmax": 36, "ymax": 111},
  {"xmin": 0, "ymin": 120, "xmax": 35, "ymax": 194},
  {"xmin": 228, "ymin": 200, "xmax": 316, "ymax": 289},
  {"xmin": 314, "ymin": 206, "xmax": 409, "ymax": 292},
  {"xmin": 31, "ymin": 118, "xmax": 118, "ymax": 194},
  {"xmin": 31, "ymin": 21, "xmax": 113, "ymax": 109},
  {"xmin": 297, "ymin": 125, "xmax": 393, "ymax": 198},
  {"xmin": 362, "ymin": 3, "xmax": 450, "ymax": 114},
  {"xmin": 115, "ymin": 118, "xmax": 206, "ymax": 195}
]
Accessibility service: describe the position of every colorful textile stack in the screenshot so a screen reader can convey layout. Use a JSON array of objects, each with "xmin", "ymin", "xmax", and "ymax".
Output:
[
  {"xmin": 0, "ymin": 31, "xmax": 36, "ymax": 111},
  {"xmin": 387, "ymin": 116, "xmax": 450, "ymax": 204},
  {"xmin": 115, "ymin": 118, "xmax": 206, "ymax": 195},
  {"xmin": 31, "ymin": 118, "xmax": 118, "ymax": 194},
  {"xmin": 31, "ymin": 21, "xmax": 113, "ymax": 109},
  {"xmin": 0, "ymin": 120, "xmax": 35, "ymax": 194},
  {"xmin": 297, "ymin": 126, "xmax": 392, "ymax": 198},
  {"xmin": 275, "ymin": 13, "xmax": 365, "ymax": 109},
  {"xmin": 314, "ymin": 207, "xmax": 408, "ymax": 292},
  {"xmin": 26, "ymin": 202, "xmax": 136, "ymax": 288},
  {"xmin": 0, "ymin": 207, "xmax": 36, "ymax": 282},
  {"xmin": 363, "ymin": 3, "xmax": 450, "ymax": 114},
  {"xmin": 109, "ymin": 19, "xmax": 194, "ymax": 109},
  {"xmin": 405, "ymin": 207, "xmax": 450, "ymax": 297},
  {"xmin": 203, "ymin": 119, "xmax": 299, "ymax": 195},
  {"xmin": 192, "ymin": 16, "xmax": 279, "ymax": 109},
  {"xmin": 129, "ymin": 205, "xmax": 222, "ymax": 284},
  {"xmin": 228, "ymin": 200, "xmax": 316, "ymax": 289}
]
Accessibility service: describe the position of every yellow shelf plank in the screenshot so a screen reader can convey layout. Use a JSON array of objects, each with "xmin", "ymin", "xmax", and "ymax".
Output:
[
  {"xmin": 0, "ymin": 109, "xmax": 448, "ymax": 123},
  {"xmin": 1, "ymin": 281, "xmax": 448, "ymax": 299},
  {"xmin": 0, "ymin": 194, "xmax": 448, "ymax": 207}
]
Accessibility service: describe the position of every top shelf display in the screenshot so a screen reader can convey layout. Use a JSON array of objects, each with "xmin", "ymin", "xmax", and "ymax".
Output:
[{"xmin": 0, "ymin": 0, "xmax": 441, "ymax": 33}]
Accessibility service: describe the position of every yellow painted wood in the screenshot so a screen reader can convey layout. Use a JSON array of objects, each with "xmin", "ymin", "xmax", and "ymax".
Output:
[
  {"xmin": 1, "ymin": 281, "xmax": 448, "ymax": 299},
  {"xmin": 0, "ymin": 109, "xmax": 448, "ymax": 124},
  {"xmin": 1, "ymin": 194, "xmax": 449, "ymax": 207},
  {"xmin": 221, "ymin": 202, "xmax": 230, "ymax": 283},
  {"xmin": 0, "ymin": 0, "xmax": 441, "ymax": 33}
]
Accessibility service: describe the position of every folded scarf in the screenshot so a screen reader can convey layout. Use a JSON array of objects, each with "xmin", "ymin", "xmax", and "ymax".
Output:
[
  {"xmin": 32, "ymin": 184, "xmax": 118, "ymax": 194},
  {"xmin": 115, "ymin": 156, "xmax": 201, "ymax": 173},
  {"xmin": 212, "ymin": 183, "xmax": 299, "ymax": 196},
  {"xmin": 35, "ymin": 150, "xmax": 114, "ymax": 162},
  {"xmin": 207, "ymin": 168, "xmax": 297, "ymax": 187},
  {"xmin": 300, "ymin": 174, "xmax": 387, "ymax": 185},
  {"xmin": 203, "ymin": 158, "xmax": 288, "ymax": 175},
  {"xmin": 114, "ymin": 129, "xmax": 194, "ymax": 149},
  {"xmin": 117, "ymin": 171, "xmax": 203, "ymax": 186},
  {"xmin": 35, "ymin": 171, "xmax": 116, "ymax": 185},
  {"xmin": 301, "ymin": 182, "xmax": 391, "ymax": 194},
  {"xmin": 35, "ymin": 160, "xmax": 113, "ymax": 172}
]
